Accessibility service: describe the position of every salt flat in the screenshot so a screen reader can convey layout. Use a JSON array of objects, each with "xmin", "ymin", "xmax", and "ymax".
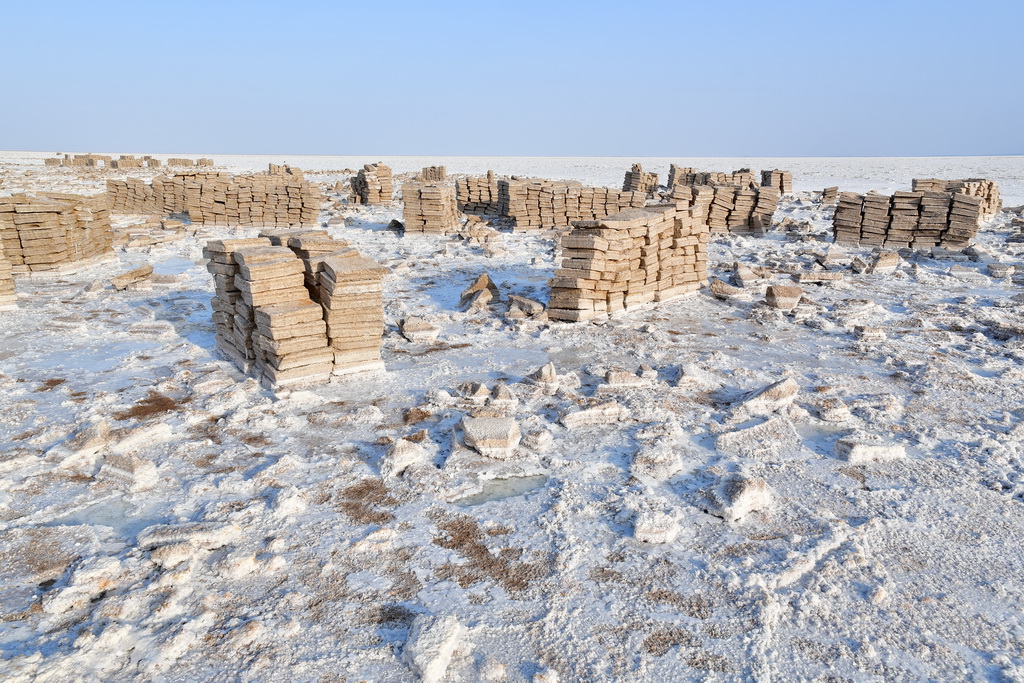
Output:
[{"xmin": 1, "ymin": 153, "xmax": 1023, "ymax": 681}]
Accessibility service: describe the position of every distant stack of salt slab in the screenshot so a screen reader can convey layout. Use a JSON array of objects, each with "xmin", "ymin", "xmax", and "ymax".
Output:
[
  {"xmin": 351, "ymin": 162, "xmax": 394, "ymax": 204},
  {"xmin": 403, "ymin": 180, "xmax": 460, "ymax": 234},
  {"xmin": 822, "ymin": 186, "xmax": 839, "ymax": 204},
  {"xmin": 48, "ymin": 154, "xmax": 112, "ymax": 168},
  {"xmin": 107, "ymin": 172, "xmax": 322, "ymax": 226},
  {"xmin": 166, "ymin": 158, "xmax": 214, "ymax": 168},
  {"xmin": 421, "ymin": 166, "xmax": 447, "ymax": 182},
  {"xmin": 0, "ymin": 242, "xmax": 16, "ymax": 310},
  {"xmin": 912, "ymin": 178, "xmax": 1001, "ymax": 222},
  {"xmin": 318, "ymin": 256, "xmax": 387, "ymax": 376},
  {"xmin": 498, "ymin": 179, "xmax": 646, "ymax": 230},
  {"xmin": 760, "ymin": 169, "xmax": 793, "ymax": 194},
  {"xmin": 667, "ymin": 165, "xmax": 754, "ymax": 189},
  {"xmin": 622, "ymin": 163, "xmax": 659, "ymax": 195},
  {"xmin": 456, "ymin": 172, "xmax": 501, "ymax": 215},
  {"xmin": 548, "ymin": 204, "xmax": 709, "ymax": 322},
  {"xmin": 0, "ymin": 193, "xmax": 113, "ymax": 275}
]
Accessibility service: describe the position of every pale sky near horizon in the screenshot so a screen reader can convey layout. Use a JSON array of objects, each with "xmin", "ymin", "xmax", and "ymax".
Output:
[{"xmin": 2, "ymin": 0, "xmax": 1021, "ymax": 156}]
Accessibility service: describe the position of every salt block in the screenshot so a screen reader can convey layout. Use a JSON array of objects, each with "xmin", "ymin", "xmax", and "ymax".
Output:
[
  {"xmin": 400, "ymin": 317, "xmax": 440, "ymax": 343},
  {"xmin": 867, "ymin": 251, "xmax": 901, "ymax": 275},
  {"xmin": 634, "ymin": 507, "xmax": 680, "ymax": 544},
  {"xmin": 835, "ymin": 438, "xmax": 906, "ymax": 464},
  {"xmin": 709, "ymin": 278, "xmax": 744, "ymax": 300},
  {"xmin": 98, "ymin": 452, "xmax": 158, "ymax": 491},
  {"xmin": 731, "ymin": 378, "xmax": 799, "ymax": 421},
  {"xmin": 110, "ymin": 265, "xmax": 154, "ymax": 291},
  {"xmin": 381, "ymin": 438, "xmax": 430, "ymax": 478},
  {"xmin": 765, "ymin": 285, "xmax": 802, "ymax": 311},
  {"xmin": 462, "ymin": 416, "xmax": 521, "ymax": 459},
  {"xmin": 715, "ymin": 417, "xmax": 800, "ymax": 458},
  {"xmin": 631, "ymin": 444, "xmax": 683, "ymax": 480},
  {"xmin": 403, "ymin": 614, "xmax": 464, "ymax": 683},
  {"xmin": 561, "ymin": 401, "xmax": 630, "ymax": 430},
  {"xmin": 733, "ymin": 262, "xmax": 762, "ymax": 287},
  {"xmin": 708, "ymin": 474, "xmax": 772, "ymax": 522}
]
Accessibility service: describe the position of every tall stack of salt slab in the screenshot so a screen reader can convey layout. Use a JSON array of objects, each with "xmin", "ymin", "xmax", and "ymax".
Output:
[
  {"xmin": 833, "ymin": 193, "xmax": 863, "ymax": 244},
  {"xmin": 456, "ymin": 172, "xmax": 501, "ymax": 215},
  {"xmin": 352, "ymin": 163, "xmax": 394, "ymax": 204},
  {"xmin": 421, "ymin": 166, "xmax": 447, "ymax": 182},
  {"xmin": 622, "ymin": 163, "xmax": 658, "ymax": 195},
  {"xmin": 203, "ymin": 237, "xmax": 274, "ymax": 368},
  {"xmin": 403, "ymin": 181, "xmax": 460, "ymax": 234},
  {"xmin": 318, "ymin": 256, "xmax": 387, "ymax": 376},
  {"xmin": 760, "ymin": 170, "xmax": 793, "ymax": 194},
  {"xmin": 235, "ymin": 245, "xmax": 333, "ymax": 388}
]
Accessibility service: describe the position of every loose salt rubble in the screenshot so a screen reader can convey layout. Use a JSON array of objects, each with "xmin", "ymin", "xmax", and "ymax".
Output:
[
  {"xmin": 835, "ymin": 437, "xmax": 906, "ymax": 464},
  {"xmin": 560, "ymin": 401, "xmax": 630, "ymax": 430},
  {"xmin": 729, "ymin": 377, "xmax": 799, "ymax": 422},
  {"xmin": 706, "ymin": 474, "xmax": 772, "ymax": 522},
  {"xmin": 400, "ymin": 317, "xmax": 441, "ymax": 343},
  {"xmin": 403, "ymin": 614, "xmax": 464, "ymax": 683},
  {"xmin": 715, "ymin": 417, "xmax": 800, "ymax": 458},
  {"xmin": 461, "ymin": 416, "xmax": 521, "ymax": 459},
  {"xmin": 765, "ymin": 285, "xmax": 802, "ymax": 311}
]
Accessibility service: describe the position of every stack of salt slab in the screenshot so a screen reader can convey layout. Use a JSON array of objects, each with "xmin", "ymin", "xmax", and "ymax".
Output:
[
  {"xmin": 761, "ymin": 170, "xmax": 793, "ymax": 194},
  {"xmin": 403, "ymin": 180, "xmax": 460, "ymax": 234},
  {"xmin": 0, "ymin": 193, "xmax": 113, "ymax": 275},
  {"xmin": 821, "ymin": 187, "xmax": 839, "ymax": 204},
  {"xmin": 912, "ymin": 178, "xmax": 1001, "ymax": 222},
  {"xmin": 456, "ymin": 172, "xmax": 501, "ymax": 215},
  {"xmin": 705, "ymin": 186, "xmax": 779, "ymax": 234},
  {"xmin": 498, "ymin": 179, "xmax": 646, "ymax": 230},
  {"xmin": 167, "ymin": 158, "xmax": 195, "ymax": 167},
  {"xmin": 548, "ymin": 204, "xmax": 709, "ymax": 322},
  {"xmin": 0, "ymin": 242, "xmax": 16, "ymax": 310},
  {"xmin": 107, "ymin": 172, "xmax": 322, "ymax": 226},
  {"xmin": 421, "ymin": 166, "xmax": 447, "ymax": 182},
  {"xmin": 352, "ymin": 163, "xmax": 394, "ymax": 204},
  {"xmin": 236, "ymin": 245, "xmax": 334, "ymax": 387},
  {"xmin": 622, "ymin": 164, "xmax": 659, "ymax": 195},
  {"xmin": 832, "ymin": 190, "xmax": 983, "ymax": 248},
  {"xmin": 204, "ymin": 237, "xmax": 333, "ymax": 386},
  {"xmin": 261, "ymin": 228, "xmax": 357, "ymax": 302},
  {"xmin": 668, "ymin": 165, "xmax": 755, "ymax": 189},
  {"xmin": 318, "ymin": 255, "xmax": 387, "ymax": 376}
]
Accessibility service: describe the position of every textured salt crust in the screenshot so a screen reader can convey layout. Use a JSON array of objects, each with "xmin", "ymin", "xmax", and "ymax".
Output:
[{"xmin": 0, "ymin": 153, "xmax": 1023, "ymax": 680}]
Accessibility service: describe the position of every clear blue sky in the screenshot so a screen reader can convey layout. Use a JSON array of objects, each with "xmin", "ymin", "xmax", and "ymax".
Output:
[{"xmin": 2, "ymin": 0, "xmax": 1021, "ymax": 156}]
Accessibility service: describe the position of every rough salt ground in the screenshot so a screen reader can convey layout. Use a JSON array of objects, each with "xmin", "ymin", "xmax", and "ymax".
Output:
[{"xmin": 0, "ymin": 161, "xmax": 1023, "ymax": 681}]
